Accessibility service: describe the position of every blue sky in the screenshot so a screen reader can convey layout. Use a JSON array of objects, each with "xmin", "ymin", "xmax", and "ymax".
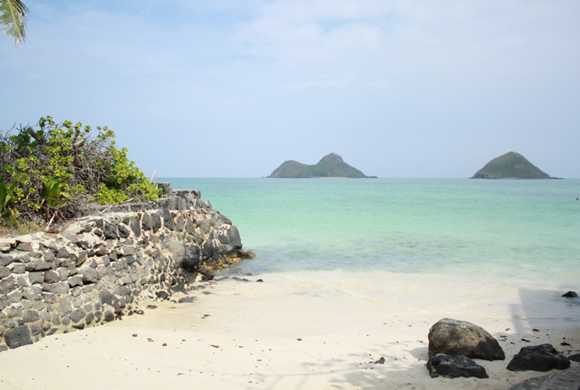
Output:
[{"xmin": 2, "ymin": 0, "xmax": 579, "ymax": 178}]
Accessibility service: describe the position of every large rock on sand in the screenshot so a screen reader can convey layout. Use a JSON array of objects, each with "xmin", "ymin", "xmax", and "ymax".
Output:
[
  {"xmin": 428, "ymin": 318, "xmax": 505, "ymax": 360},
  {"xmin": 507, "ymin": 344, "xmax": 570, "ymax": 372},
  {"xmin": 427, "ymin": 354, "xmax": 489, "ymax": 379}
]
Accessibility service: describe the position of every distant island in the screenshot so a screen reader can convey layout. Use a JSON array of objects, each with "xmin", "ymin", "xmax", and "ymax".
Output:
[
  {"xmin": 470, "ymin": 152, "xmax": 554, "ymax": 179},
  {"xmin": 267, "ymin": 153, "xmax": 376, "ymax": 178}
]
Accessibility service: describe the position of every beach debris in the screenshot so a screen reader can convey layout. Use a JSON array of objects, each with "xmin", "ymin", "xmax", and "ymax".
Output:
[
  {"xmin": 132, "ymin": 334, "xmax": 138, "ymax": 337},
  {"xmin": 256, "ymin": 279, "xmax": 264, "ymax": 282},
  {"xmin": 147, "ymin": 338, "xmax": 154, "ymax": 342},
  {"xmin": 562, "ymin": 291, "xmax": 579, "ymax": 298},
  {"xmin": 428, "ymin": 318, "xmax": 505, "ymax": 360},
  {"xmin": 561, "ymin": 342, "xmax": 571, "ymax": 346},
  {"xmin": 374, "ymin": 357, "xmax": 385, "ymax": 364},
  {"xmin": 135, "ymin": 310, "xmax": 144, "ymax": 315},
  {"xmin": 162, "ymin": 343, "xmax": 167, "ymax": 347},
  {"xmin": 507, "ymin": 366, "xmax": 580, "ymax": 390},
  {"xmin": 146, "ymin": 305, "xmax": 157, "ymax": 309},
  {"xmin": 211, "ymin": 345, "xmax": 220, "ymax": 348},
  {"xmin": 427, "ymin": 354, "xmax": 488, "ymax": 379},
  {"xmin": 297, "ymin": 338, "xmax": 302, "ymax": 341},
  {"xmin": 178, "ymin": 296, "xmax": 196, "ymax": 303},
  {"xmin": 521, "ymin": 339, "xmax": 531, "ymax": 342},
  {"xmin": 507, "ymin": 344, "xmax": 570, "ymax": 372}
]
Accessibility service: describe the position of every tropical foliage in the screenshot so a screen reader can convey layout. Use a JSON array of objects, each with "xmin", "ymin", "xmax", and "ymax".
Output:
[
  {"xmin": 0, "ymin": 0, "xmax": 28, "ymax": 47},
  {"xmin": 0, "ymin": 116, "xmax": 162, "ymax": 224}
]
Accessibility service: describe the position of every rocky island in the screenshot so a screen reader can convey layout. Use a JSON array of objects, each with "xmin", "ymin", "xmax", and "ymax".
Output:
[
  {"xmin": 471, "ymin": 152, "xmax": 553, "ymax": 179},
  {"xmin": 267, "ymin": 153, "xmax": 375, "ymax": 178}
]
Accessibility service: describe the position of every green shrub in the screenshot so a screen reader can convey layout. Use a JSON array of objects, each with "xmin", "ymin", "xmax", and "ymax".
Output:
[
  {"xmin": 0, "ymin": 116, "xmax": 163, "ymax": 223},
  {"xmin": 0, "ymin": 176, "xmax": 17, "ymax": 222}
]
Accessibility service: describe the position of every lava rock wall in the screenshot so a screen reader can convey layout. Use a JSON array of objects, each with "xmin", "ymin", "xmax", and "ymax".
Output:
[{"xmin": 0, "ymin": 188, "xmax": 251, "ymax": 351}]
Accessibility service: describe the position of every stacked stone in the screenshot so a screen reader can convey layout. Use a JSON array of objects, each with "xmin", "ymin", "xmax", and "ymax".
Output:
[
  {"xmin": 0, "ymin": 190, "xmax": 248, "ymax": 351},
  {"xmin": 72, "ymin": 183, "xmax": 205, "ymax": 218}
]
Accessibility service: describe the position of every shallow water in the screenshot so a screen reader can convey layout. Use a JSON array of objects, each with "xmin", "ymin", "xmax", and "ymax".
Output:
[{"xmin": 165, "ymin": 178, "xmax": 579, "ymax": 289}]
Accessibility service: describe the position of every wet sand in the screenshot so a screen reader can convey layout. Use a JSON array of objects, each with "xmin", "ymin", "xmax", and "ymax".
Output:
[{"xmin": 1, "ymin": 271, "xmax": 579, "ymax": 390}]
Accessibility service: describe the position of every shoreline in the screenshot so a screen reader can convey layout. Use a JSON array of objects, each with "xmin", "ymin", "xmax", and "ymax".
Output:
[{"xmin": 1, "ymin": 270, "xmax": 579, "ymax": 389}]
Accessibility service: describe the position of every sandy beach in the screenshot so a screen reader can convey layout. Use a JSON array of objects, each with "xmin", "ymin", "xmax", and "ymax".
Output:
[{"xmin": 1, "ymin": 270, "xmax": 579, "ymax": 390}]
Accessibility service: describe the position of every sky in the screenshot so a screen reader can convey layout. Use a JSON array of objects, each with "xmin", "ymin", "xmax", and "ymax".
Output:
[{"xmin": 1, "ymin": 0, "xmax": 579, "ymax": 178}]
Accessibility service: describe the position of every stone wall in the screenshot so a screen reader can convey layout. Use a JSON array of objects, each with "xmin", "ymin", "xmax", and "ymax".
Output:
[{"xmin": 0, "ymin": 186, "xmax": 252, "ymax": 351}]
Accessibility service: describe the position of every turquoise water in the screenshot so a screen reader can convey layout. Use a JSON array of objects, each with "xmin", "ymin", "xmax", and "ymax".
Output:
[{"xmin": 164, "ymin": 178, "xmax": 580, "ymax": 285}]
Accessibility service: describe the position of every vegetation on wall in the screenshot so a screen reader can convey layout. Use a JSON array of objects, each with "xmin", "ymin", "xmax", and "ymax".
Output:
[{"xmin": 0, "ymin": 116, "xmax": 162, "ymax": 225}]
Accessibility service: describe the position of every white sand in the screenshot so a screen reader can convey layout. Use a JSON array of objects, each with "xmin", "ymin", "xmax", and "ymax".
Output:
[{"xmin": 1, "ymin": 271, "xmax": 579, "ymax": 390}]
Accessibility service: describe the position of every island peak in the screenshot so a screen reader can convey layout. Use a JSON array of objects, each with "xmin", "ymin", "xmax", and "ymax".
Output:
[
  {"xmin": 471, "ymin": 152, "xmax": 553, "ymax": 179},
  {"xmin": 267, "ymin": 153, "xmax": 374, "ymax": 178}
]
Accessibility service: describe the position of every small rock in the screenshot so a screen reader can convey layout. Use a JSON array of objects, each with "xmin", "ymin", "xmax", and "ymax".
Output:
[
  {"xmin": 507, "ymin": 344, "xmax": 570, "ymax": 372},
  {"xmin": 427, "ymin": 354, "xmax": 489, "ymax": 379},
  {"xmin": 104, "ymin": 311, "xmax": 115, "ymax": 322},
  {"xmin": 155, "ymin": 291, "xmax": 169, "ymax": 300},
  {"xmin": 562, "ymin": 291, "xmax": 579, "ymax": 298}
]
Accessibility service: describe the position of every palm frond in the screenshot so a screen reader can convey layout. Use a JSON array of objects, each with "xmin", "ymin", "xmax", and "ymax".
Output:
[{"xmin": 0, "ymin": 0, "xmax": 29, "ymax": 48}]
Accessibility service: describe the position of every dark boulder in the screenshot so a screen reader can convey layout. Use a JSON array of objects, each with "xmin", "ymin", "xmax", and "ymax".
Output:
[
  {"xmin": 562, "ymin": 291, "xmax": 579, "ymax": 298},
  {"xmin": 507, "ymin": 344, "xmax": 570, "ymax": 372},
  {"xmin": 428, "ymin": 318, "xmax": 505, "ymax": 360},
  {"xmin": 427, "ymin": 354, "xmax": 489, "ymax": 379}
]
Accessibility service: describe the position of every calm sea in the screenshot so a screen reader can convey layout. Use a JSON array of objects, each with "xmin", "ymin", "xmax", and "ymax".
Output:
[{"xmin": 162, "ymin": 178, "xmax": 579, "ymax": 290}]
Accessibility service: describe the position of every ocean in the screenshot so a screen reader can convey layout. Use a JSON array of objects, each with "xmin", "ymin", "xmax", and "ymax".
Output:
[{"xmin": 165, "ymin": 178, "xmax": 578, "ymax": 282}]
